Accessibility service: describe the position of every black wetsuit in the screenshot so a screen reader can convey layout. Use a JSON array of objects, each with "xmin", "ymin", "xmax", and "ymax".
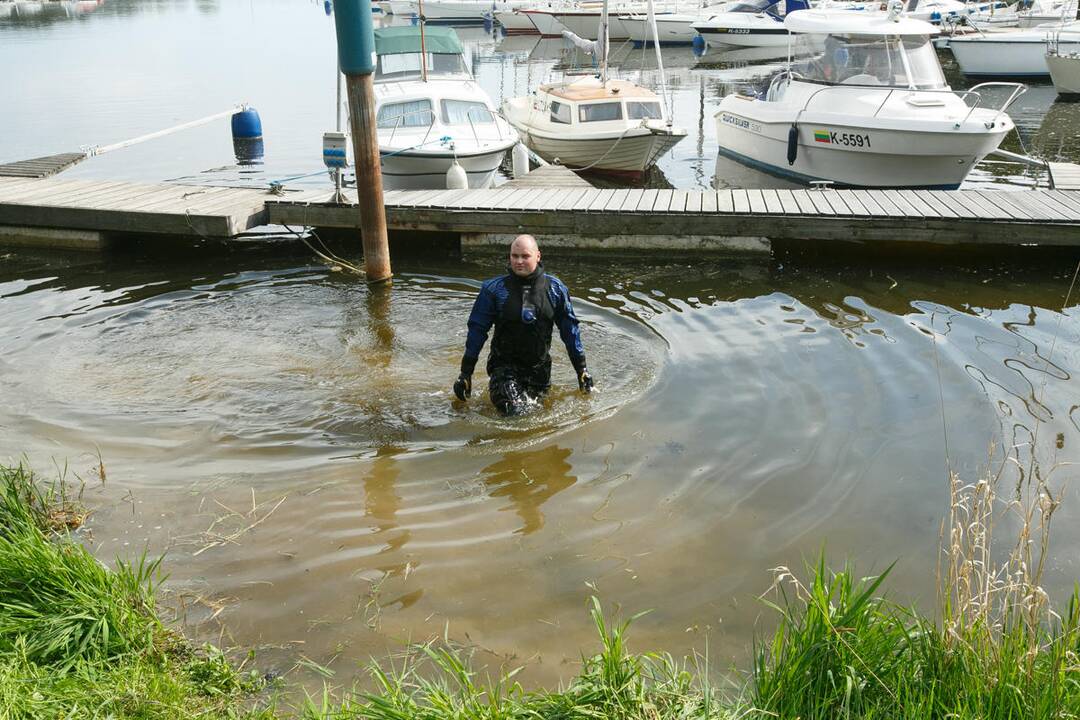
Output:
[{"xmin": 460, "ymin": 264, "xmax": 586, "ymax": 416}]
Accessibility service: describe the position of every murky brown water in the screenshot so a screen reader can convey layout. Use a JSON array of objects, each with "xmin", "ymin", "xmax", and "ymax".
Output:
[
  {"xmin": 3, "ymin": 242, "xmax": 1079, "ymax": 688},
  {"xmin": 3, "ymin": 0, "xmax": 1080, "ymax": 692}
]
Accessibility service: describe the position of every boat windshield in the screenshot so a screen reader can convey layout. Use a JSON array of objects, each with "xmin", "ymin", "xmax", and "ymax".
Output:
[
  {"xmin": 376, "ymin": 99, "xmax": 434, "ymax": 129},
  {"xmin": 375, "ymin": 52, "xmax": 469, "ymax": 82},
  {"xmin": 441, "ymin": 99, "xmax": 494, "ymax": 124},
  {"xmin": 724, "ymin": 0, "xmax": 774, "ymax": 12},
  {"xmin": 792, "ymin": 33, "xmax": 947, "ymax": 90}
]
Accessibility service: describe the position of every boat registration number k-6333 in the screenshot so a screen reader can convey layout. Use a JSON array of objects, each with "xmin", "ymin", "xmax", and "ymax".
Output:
[{"xmin": 814, "ymin": 129, "xmax": 872, "ymax": 148}]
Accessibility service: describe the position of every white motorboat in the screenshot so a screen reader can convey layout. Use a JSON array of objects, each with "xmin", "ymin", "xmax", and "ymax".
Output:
[
  {"xmin": 618, "ymin": 1, "xmax": 740, "ymax": 44},
  {"xmin": 503, "ymin": 0, "xmax": 687, "ymax": 175},
  {"xmin": 713, "ymin": 5, "xmax": 1023, "ymax": 188},
  {"xmin": 1047, "ymin": 30, "xmax": 1080, "ymax": 92},
  {"xmin": 517, "ymin": 6, "xmax": 573, "ymax": 36},
  {"xmin": 692, "ymin": 0, "xmax": 810, "ymax": 49},
  {"xmin": 909, "ymin": 0, "xmax": 1017, "ymax": 25},
  {"xmin": 389, "ymin": 0, "xmax": 499, "ymax": 23},
  {"xmin": 949, "ymin": 21, "xmax": 1080, "ymax": 76},
  {"xmin": 372, "ymin": 26, "xmax": 518, "ymax": 189},
  {"xmin": 1018, "ymin": 0, "xmax": 1077, "ymax": 27}
]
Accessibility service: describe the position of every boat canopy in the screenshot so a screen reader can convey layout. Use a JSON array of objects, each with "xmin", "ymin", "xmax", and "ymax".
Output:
[
  {"xmin": 785, "ymin": 10, "xmax": 941, "ymax": 36},
  {"xmin": 373, "ymin": 26, "xmax": 465, "ymax": 55},
  {"xmin": 373, "ymin": 26, "xmax": 469, "ymax": 81}
]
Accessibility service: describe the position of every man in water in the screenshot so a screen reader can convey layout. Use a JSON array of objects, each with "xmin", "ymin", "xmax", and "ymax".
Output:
[{"xmin": 452, "ymin": 234, "xmax": 593, "ymax": 415}]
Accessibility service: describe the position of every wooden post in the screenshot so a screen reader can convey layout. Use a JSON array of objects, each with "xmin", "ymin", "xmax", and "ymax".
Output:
[
  {"xmin": 345, "ymin": 72, "xmax": 392, "ymax": 282},
  {"xmin": 332, "ymin": 0, "xmax": 392, "ymax": 284}
]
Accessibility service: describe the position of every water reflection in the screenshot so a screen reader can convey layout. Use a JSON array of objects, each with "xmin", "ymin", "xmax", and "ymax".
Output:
[{"xmin": 478, "ymin": 445, "xmax": 577, "ymax": 535}]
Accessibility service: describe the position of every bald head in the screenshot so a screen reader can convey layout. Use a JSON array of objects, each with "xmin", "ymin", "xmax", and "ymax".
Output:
[{"xmin": 509, "ymin": 234, "xmax": 541, "ymax": 277}]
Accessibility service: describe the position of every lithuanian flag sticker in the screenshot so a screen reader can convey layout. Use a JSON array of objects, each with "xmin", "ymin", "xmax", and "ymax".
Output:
[{"xmin": 814, "ymin": 130, "xmax": 831, "ymax": 144}]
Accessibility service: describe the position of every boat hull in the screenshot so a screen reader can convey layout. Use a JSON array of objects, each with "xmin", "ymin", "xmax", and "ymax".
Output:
[
  {"xmin": 950, "ymin": 34, "xmax": 1080, "ymax": 76},
  {"xmin": 380, "ymin": 146, "xmax": 511, "ymax": 190},
  {"xmin": 1047, "ymin": 52, "xmax": 1080, "ymax": 94},
  {"xmin": 714, "ymin": 110, "xmax": 1010, "ymax": 189},
  {"xmin": 495, "ymin": 9, "xmax": 539, "ymax": 33},
  {"xmin": 519, "ymin": 10, "xmax": 569, "ymax": 37},
  {"xmin": 515, "ymin": 127, "xmax": 685, "ymax": 175},
  {"xmin": 620, "ymin": 14, "xmax": 698, "ymax": 44}
]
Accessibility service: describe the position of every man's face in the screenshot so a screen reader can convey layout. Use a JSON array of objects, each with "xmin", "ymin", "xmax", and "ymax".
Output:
[{"xmin": 509, "ymin": 239, "xmax": 540, "ymax": 277}]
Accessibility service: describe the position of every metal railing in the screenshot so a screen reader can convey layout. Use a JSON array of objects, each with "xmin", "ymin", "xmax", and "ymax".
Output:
[{"xmin": 775, "ymin": 74, "xmax": 1025, "ymax": 129}]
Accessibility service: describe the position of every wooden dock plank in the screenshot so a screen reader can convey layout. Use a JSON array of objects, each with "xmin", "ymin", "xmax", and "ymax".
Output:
[
  {"xmin": 620, "ymin": 188, "xmax": 645, "ymax": 212},
  {"xmin": 685, "ymin": 191, "xmax": 703, "ymax": 213},
  {"xmin": 977, "ymin": 191, "xmax": 1033, "ymax": 221},
  {"xmin": 955, "ymin": 191, "xmax": 1010, "ymax": 220},
  {"xmin": 131, "ymin": 186, "xmax": 241, "ymax": 214},
  {"xmin": 89, "ymin": 184, "xmax": 206, "ymax": 211},
  {"xmin": 571, "ymin": 188, "xmax": 602, "ymax": 211},
  {"xmin": 882, "ymin": 190, "xmax": 924, "ymax": 218},
  {"xmin": 716, "ymin": 190, "xmax": 734, "ymax": 214},
  {"xmin": 835, "ymin": 190, "xmax": 869, "ymax": 217},
  {"xmin": 0, "ymin": 179, "xmax": 121, "ymax": 204},
  {"xmin": 868, "ymin": 191, "xmax": 905, "ymax": 217},
  {"xmin": 653, "ymin": 190, "xmax": 676, "ymax": 212},
  {"xmin": 1008, "ymin": 191, "xmax": 1070, "ymax": 222},
  {"xmin": 668, "ymin": 190, "xmax": 689, "ymax": 213},
  {"xmin": 790, "ymin": 190, "xmax": 817, "ymax": 215},
  {"xmin": 775, "ymin": 189, "xmax": 800, "ymax": 214},
  {"xmin": 805, "ymin": 191, "xmax": 835, "ymax": 216},
  {"xmin": 761, "ymin": 189, "xmax": 782, "ymax": 214},
  {"xmin": 746, "ymin": 189, "xmax": 766, "ymax": 215},
  {"xmin": 604, "ymin": 189, "xmax": 631, "ymax": 212},
  {"xmin": 850, "ymin": 190, "xmax": 886, "ymax": 217},
  {"xmin": 1043, "ymin": 190, "xmax": 1080, "ymax": 218},
  {"xmin": 916, "ymin": 190, "xmax": 963, "ymax": 219},
  {"xmin": 898, "ymin": 190, "xmax": 939, "ymax": 218},
  {"xmin": 637, "ymin": 189, "xmax": 660, "ymax": 212},
  {"xmin": 820, "ymin": 190, "xmax": 851, "ymax": 216},
  {"xmin": 587, "ymin": 190, "xmax": 617, "ymax": 211},
  {"xmin": 534, "ymin": 188, "xmax": 575, "ymax": 211},
  {"xmin": 701, "ymin": 190, "xmax": 717, "ymax": 213},
  {"xmin": 732, "ymin": 189, "xmax": 750, "ymax": 214},
  {"xmin": 506, "ymin": 188, "xmax": 549, "ymax": 210}
]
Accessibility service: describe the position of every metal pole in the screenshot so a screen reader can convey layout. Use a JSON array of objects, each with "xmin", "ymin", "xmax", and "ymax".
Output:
[{"xmin": 333, "ymin": 0, "xmax": 392, "ymax": 283}]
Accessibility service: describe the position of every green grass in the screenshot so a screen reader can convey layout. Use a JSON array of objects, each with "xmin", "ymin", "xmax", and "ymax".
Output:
[
  {"xmin": 0, "ymin": 462, "xmax": 274, "ymax": 719},
  {"xmin": 3, "ymin": 459, "xmax": 1079, "ymax": 719}
]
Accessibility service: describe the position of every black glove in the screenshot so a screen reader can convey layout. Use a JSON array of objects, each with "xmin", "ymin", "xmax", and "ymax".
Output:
[
  {"xmin": 454, "ymin": 355, "xmax": 478, "ymax": 401},
  {"xmin": 578, "ymin": 368, "xmax": 594, "ymax": 393},
  {"xmin": 453, "ymin": 373, "xmax": 472, "ymax": 401}
]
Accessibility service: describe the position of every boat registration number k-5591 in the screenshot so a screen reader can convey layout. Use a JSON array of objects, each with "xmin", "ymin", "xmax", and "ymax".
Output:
[{"xmin": 814, "ymin": 129, "xmax": 872, "ymax": 148}]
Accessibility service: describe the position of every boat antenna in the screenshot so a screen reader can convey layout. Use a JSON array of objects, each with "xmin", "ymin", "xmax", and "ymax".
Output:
[
  {"xmin": 419, "ymin": 0, "xmax": 428, "ymax": 82},
  {"xmin": 646, "ymin": 0, "xmax": 671, "ymax": 121}
]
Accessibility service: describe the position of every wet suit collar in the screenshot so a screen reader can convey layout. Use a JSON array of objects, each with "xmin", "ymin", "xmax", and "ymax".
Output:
[{"xmin": 505, "ymin": 262, "xmax": 544, "ymax": 283}]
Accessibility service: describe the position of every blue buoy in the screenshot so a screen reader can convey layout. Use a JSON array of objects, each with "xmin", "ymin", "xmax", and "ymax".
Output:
[
  {"xmin": 691, "ymin": 34, "xmax": 706, "ymax": 57},
  {"xmin": 234, "ymin": 137, "xmax": 265, "ymax": 165},
  {"xmin": 324, "ymin": 0, "xmax": 332, "ymax": 15},
  {"xmin": 231, "ymin": 107, "xmax": 263, "ymax": 141}
]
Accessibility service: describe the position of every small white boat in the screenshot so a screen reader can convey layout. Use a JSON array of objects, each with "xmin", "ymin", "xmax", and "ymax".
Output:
[
  {"xmin": 503, "ymin": 0, "xmax": 686, "ymax": 175},
  {"xmin": 712, "ymin": 5, "xmax": 1023, "ymax": 188},
  {"xmin": 692, "ymin": 0, "xmax": 810, "ymax": 49},
  {"xmin": 949, "ymin": 21, "xmax": 1080, "ymax": 76},
  {"xmin": 372, "ymin": 26, "xmax": 518, "ymax": 189},
  {"xmin": 1047, "ymin": 30, "xmax": 1080, "ymax": 93},
  {"xmin": 504, "ymin": 78, "xmax": 687, "ymax": 175},
  {"xmin": 1018, "ymin": 0, "xmax": 1077, "ymax": 27}
]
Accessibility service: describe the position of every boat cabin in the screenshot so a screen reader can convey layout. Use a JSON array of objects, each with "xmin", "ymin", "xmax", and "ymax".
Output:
[
  {"xmin": 372, "ymin": 26, "xmax": 497, "ymax": 135},
  {"xmin": 785, "ymin": 12, "xmax": 947, "ymax": 90},
  {"xmin": 538, "ymin": 78, "xmax": 666, "ymax": 126}
]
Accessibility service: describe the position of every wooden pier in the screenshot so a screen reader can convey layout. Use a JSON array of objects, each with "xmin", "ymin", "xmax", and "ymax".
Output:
[
  {"xmin": 268, "ymin": 185, "xmax": 1080, "ymax": 249},
  {"xmin": 0, "ymin": 176, "xmax": 277, "ymax": 248},
  {"xmin": 2, "ymin": 170, "xmax": 1079, "ymax": 251}
]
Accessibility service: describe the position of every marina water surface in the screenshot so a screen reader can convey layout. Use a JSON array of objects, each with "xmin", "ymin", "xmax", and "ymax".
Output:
[{"xmin": 3, "ymin": 0, "xmax": 1080, "ymax": 688}]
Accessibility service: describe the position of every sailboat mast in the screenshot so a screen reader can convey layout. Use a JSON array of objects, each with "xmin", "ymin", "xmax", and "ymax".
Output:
[
  {"xmin": 646, "ymin": 0, "xmax": 670, "ymax": 121},
  {"xmin": 600, "ymin": 0, "xmax": 609, "ymax": 84},
  {"xmin": 419, "ymin": 0, "xmax": 428, "ymax": 82}
]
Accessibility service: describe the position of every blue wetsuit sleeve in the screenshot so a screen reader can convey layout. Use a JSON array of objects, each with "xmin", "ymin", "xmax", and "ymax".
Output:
[
  {"xmin": 462, "ymin": 282, "xmax": 497, "ymax": 371},
  {"xmin": 551, "ymin": 278, "xmax": 586, "ymax": 371}
]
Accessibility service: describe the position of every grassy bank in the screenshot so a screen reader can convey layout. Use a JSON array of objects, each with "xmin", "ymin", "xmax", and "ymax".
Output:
[{"xmin": 2, "ymin": 460, "xmax": 1078, "ymax": 718}]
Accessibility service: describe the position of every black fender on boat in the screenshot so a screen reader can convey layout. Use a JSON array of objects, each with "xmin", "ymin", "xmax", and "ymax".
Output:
[{"xmin": 787, "ymin": 123, "xmax": 799, "ymax": 166}]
